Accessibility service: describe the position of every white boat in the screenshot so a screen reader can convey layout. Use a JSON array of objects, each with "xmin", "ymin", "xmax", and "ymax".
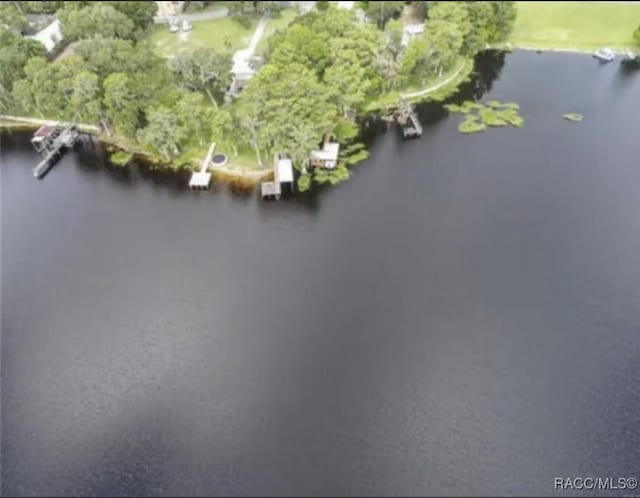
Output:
[{"xmin": 593, "ymin": 48, "xmax": 615, "ymax": 62}]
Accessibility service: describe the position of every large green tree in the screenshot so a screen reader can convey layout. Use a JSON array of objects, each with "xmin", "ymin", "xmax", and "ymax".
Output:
[
  {"xmin": 269, "ymin": 24, "xmax": 330, "ymax": 74},
  {"xmin": 0, "ymin": 27, "xmax": 46, "ymax": 91},
  {"xmin": 169, "ymin": 48, "xmax": 232, "ymax": 108},
  {"xmin": 324, "ymin": 48, "xmax": 372, "ymax": 117},
  {"xmin": 137, "ymin": 106, "xmax": 185, "ymax": 160},
  {"xmin": 239, "ymin": 63, "xmax": 336, "ymax": 165},
  {"xmin": 58, "ymin": 3, "xmax": 135, "ymax": 41},
  {"xmin": 105, "ymin": 1, "xmax": 157, "ymax": 34},
  {"xmin": 12, "ymin": 56, "xmax": 64, "ymax": 117},
  {"xmin": 0, "ymin": 2, "xmax": 27, "ymax": 32},
  {"xmin": 634, "ymin": 24, "xmax": 640, "ymax": 48},
  {"xmin": 102, "ymin": 72, "xmax": 139, "ymax": 135},
  {"xmin": 68, "ymin": 70, "xmax": 101, "ymax": 123},
  {"xmin": 174, "ymin": 91, "xmax": 216, "ymax": 146}
]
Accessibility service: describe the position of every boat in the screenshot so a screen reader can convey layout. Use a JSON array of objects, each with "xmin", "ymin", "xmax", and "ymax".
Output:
[{"xmin": 593, "ymin": 48, "xmax": 615, "ymax": 62}]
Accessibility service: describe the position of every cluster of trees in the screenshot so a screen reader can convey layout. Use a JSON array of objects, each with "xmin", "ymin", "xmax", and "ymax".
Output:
[
  {"xmin": 2, "ymin": 2, "xmax": 233, "ymax": 161},
  {"xmin": 634, "ymin": 24, "xmax": 640, "ymax": 48},
  {"xmin": 397, "ymin": 1, "xmax": 516, "ymax": 87}
]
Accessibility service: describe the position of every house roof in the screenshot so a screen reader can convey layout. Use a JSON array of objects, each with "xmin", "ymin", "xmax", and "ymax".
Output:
[
  {"xmin": 310, "ymin": 142, "xmax": 340, "ymax": 161},
  {"xmin": 405, "ymin": 23, "xmax": 425, "ymax": 35},
  {"xmin": 27, "ymin": 19, "xmax": 62, "ymax": 52},
  {"xmin": 276, "ymin": 158, "xmax": 294, "ymax": 183}
]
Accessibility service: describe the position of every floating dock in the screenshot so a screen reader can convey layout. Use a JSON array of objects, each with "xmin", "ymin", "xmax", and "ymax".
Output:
[{"xmin": 31, "ymin": 123, "xmax": 80, "ymax": 179}]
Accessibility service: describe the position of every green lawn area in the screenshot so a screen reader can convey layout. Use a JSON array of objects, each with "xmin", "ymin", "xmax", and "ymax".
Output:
[
  {"xmin": 510, "ymin": 2, "xmax": 640, "ymax": 52},
  {"xmin": 255, "ymin": 9, "xmax": 298, "ymax": 55},
  {"xmin": 148, "ymin": 17, "xmax": 258, "ymax": 57}
]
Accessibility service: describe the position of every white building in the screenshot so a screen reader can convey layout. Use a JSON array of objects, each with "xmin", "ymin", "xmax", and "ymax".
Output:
[
  {"xmin": 27, "ymin": 19, "xmax": 62, "ymax": 54},
  {"xmin": 310, "ymin": 141, "xmax": 340, "ymax": 169}
]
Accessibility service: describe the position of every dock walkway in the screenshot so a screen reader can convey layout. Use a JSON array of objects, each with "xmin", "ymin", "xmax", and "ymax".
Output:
[
  {"xmin": 189, "ymin": 142, "xmax": 216, "ymax": 189},
  {"xmin": 32, "ymin": 123, "xmax": 80, "ymax": 178}
]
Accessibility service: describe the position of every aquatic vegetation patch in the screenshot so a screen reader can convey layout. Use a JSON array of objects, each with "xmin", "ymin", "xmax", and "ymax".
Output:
[
  {"xmin": 297, "ymin": 173, "xmax": 311, "ymax": 192},
  {"xmin": 563, "ymin": 112, "xmax": 583, "ymax": 122},
  {"xmin": 479, "ymin": 108, "xmax": 508, "ymax": 127},
  {"xmin": 458, "ymin": 115, "xmax": 487, "ymax": 134},
  {"xmin": 447, "ymin": 100, "xmax": 524, "ymax": 134},
  {"xmin": 110, "ymin": 151, "xmax": 133, "ymax": 166},
  {"xmin": 314, "ymin": 164, "xmax": 351, "ymax": 186}
]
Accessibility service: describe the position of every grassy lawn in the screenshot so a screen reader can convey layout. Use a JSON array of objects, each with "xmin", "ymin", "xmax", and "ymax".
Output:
[
  {"xmin": 510, "ymin": 2, "xmax": 640, "ymax": 52},
  {"xmin": 255, "ymin": 9, "xmax": 298, "ymax": 55},
  {"xmin": 148, "ymin": 17, "xmax": 258, "ymax": 57}
]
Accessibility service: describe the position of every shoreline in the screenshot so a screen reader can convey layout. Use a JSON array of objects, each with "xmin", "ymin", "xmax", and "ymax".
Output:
[{"xmin": 0, "ymin": 52, "xmax": 483, "ymax": 184}]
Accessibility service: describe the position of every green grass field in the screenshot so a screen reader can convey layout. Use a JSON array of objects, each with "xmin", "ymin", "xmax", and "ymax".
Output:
[
  {"xmin": 510, "ymin": 2, "xmax": 640, "ymax": 52},
  {"xmin": 149, "ymin": 17, "xmax": 258, "ymax": 57}
]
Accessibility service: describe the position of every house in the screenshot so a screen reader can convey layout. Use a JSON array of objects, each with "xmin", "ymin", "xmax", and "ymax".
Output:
[
  {"xmin": 310, "ymin": 139, "xmax": 340, "ymax": 169},
  {"xmin": 27, "ymin": 19, "xmax": 62, "ymax": 54},
  {"xmin": 401, "ymin": 23, "xmax": 424, "ymax": 47}
]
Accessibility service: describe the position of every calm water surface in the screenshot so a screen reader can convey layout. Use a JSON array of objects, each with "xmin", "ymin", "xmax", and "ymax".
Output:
[{"xmin": 2, "ymin": 51, "xmax": 640, "ymax": 496}]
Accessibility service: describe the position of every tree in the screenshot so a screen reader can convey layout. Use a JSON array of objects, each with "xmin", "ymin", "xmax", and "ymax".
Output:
[
  {"xmin": 237, "ymin": 62, "xmax": 337, "ymax": 166},
  {"xmin": 324, "ymin": 48, "xmax": 371, "ymax": 117},
  {"xmin": 136, "ymin": 106, "xmax": 185, "ymax": 161},
  {"xmin": 169, "ymin": 48, "xmax": 232, "ymax": 107},
  {"xmin": 105, "ymin": 1, "xmax": 157, "ymax": 34},
  {"xmin": 488, "ymin": 1, "xmax": 517, "ymax": 42},
  {"xmin": 399, "ymin": 19, "xmax": 463, "ymax": 85},
  {"xmin": 364, "ymin": 0, "xmax": 405, "ymax": 29},
  {"xmin": 463, "ymin": 1, "xmax": 494, "ymax": 54},
  {"xmin": 0, "ymin": 2, "xmax": 27, "ymax": 32},
  {"xmin": 21, "ymin": 1, "xmax": 65, "ymax": 14},
  {"xmin": 0, "ymin": 82, "xmax": 14, "ymax": 113},
  {"xmin": 54, "ymin": 54, "xmax": 88, "ymax": 114},
  {"xmin": 102, "ymin": 72, "xmax": 139, "ymax": 135},
  {"xmin": 58, "ymin": 3, "xmax": 135, "ymax": 41},
  {"xmin": 270, "ymin": 24, "xmax": 331, "ymax": 74},
  {"xmin": 174, "ymin": 91, "xmax": 216, "ymax": 146},
  {"xmin": 12, "ymin": 56, "xmax": 63, "ymax": 117},
  {"xmin": 69, "ymin": 70, "xmax": 101, "ymax": 123},
  {"xmin": 427, "ymin": 1, "xmax": 471, "ymax": 41},
  {"xmin": 0, "ymin": 27, "xmax": 46, "ymax": 91},
  {"xmin": 634, "ymin": 24, "xmax": 640, "ymax": 48},
  {"xmin": 316, "ymin": 0, "xmax": 330, "ymax": 11}
]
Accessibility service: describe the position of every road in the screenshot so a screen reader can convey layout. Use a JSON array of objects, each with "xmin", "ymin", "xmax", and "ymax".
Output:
[{"xmin": 153, "ymin": 8, "xmax": 229, "ymax": 24}]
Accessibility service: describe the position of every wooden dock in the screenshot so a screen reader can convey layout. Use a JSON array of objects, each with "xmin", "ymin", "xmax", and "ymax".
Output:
[
  {"xmin": 189, "ymin": 142, "xmax": 215, "ymax": 190},
  {"xmin": 402, "ymin": 111, "xmax": 423, "ymax": 139},
  {"xmin": 32, "ymin": 123, "xmax": 80, "ymax": 179}
]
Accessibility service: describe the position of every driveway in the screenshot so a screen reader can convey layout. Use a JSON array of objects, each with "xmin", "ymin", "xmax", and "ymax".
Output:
[{"xmin": 153, "ymin": 8, "xmax": 229, "ymax": 24}]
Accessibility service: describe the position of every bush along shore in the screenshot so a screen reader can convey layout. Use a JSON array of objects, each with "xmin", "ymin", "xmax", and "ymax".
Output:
[{"xmin": 1, "ymin": 1, "xmax": 517, "ymax": 187}]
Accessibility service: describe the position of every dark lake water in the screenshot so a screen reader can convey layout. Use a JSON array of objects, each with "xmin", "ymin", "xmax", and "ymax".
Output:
[{"xmin": 2, "ymin": 51, "xmax": 640, "ymax": 496}]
